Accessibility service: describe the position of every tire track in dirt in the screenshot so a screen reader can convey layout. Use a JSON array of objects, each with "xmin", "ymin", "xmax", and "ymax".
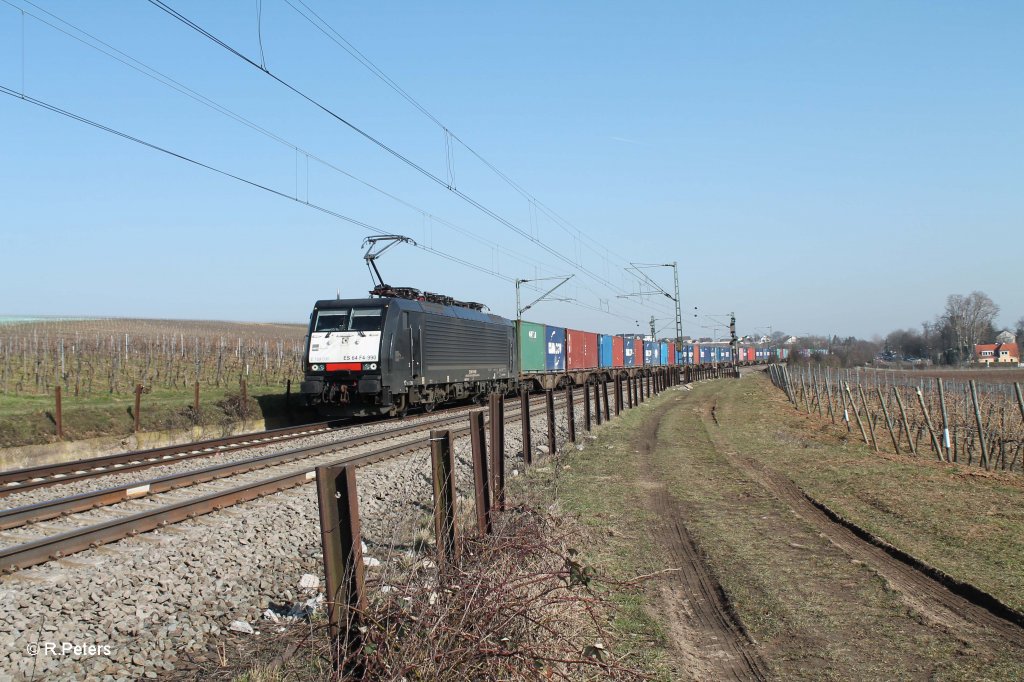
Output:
[
  {"xmin": 702, "ymin": 397, "xmax": 1024, "ymax": 653},
  {"xmin": 636, "ymin": 399, "xmax": 771, "ymax": 681}
]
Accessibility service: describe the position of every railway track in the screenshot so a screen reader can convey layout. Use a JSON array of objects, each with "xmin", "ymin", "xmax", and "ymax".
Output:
[
  {"xmin": 0, "ymin": 393, "xmax": 575, "ymax": 573},
  {"xmin": 0, "ymin": 420, "xmax": 337, "ymax": 496},
  {"xmin": 0, "ymin": 394, "xmax": 543, "ymax": 502}
]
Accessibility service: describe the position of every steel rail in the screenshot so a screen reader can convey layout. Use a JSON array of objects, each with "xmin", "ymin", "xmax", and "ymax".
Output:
[
  {"xmin": 0, "ymin": 397, "xmax": 568, "ymax": 573},
  {"xmin": 0, "ymin": 392, "xmax": 530, "ymax": 496},
  {"xmin": 0, "ymin": 421, "xmax": 337, "ymax": 495},
  {"xmin": 0, "ymin": 409, "xmax": 477, "ymax": 530},
  {"xmin": 0, "ymin": 392, "xmax": 576, "ymax": 531},
  {"xmin": 0, "ymin": 437, "xmax": 431, "ymax": 574}
]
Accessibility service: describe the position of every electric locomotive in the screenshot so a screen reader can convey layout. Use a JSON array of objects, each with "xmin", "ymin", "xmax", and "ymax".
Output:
[{"xmin": 300, "ymin": 288, "xmax": 518, "ymax": 418}]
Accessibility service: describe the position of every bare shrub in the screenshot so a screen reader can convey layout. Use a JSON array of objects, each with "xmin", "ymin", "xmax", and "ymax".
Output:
[{"xmin": 332, "ymin": 506, "xmax": 650, "ymax": 681}]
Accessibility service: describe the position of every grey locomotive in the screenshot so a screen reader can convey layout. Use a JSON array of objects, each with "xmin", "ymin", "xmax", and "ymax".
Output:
[{"xmin": 300, "ymin": 295, "xmax": 518, "ymax": 418}]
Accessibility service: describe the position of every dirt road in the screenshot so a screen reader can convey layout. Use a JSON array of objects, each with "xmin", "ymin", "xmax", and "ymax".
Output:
[{"xmin": 560, "ymin": 374, "xmax": 1024, "ymax": 680}]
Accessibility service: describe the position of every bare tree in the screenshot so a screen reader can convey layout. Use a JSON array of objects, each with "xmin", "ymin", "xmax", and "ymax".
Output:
[{"xmin": 942, "ymin": 291, "xmax": 1000, "ymax": 365}]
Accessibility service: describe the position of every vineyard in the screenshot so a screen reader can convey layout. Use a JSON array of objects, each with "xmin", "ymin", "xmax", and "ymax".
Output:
[
  {"xmin": 772, "ymin": 365, "xmax": 1024, "ymax": 472},
  {"xmin": 0, "ymin": 318, "xmax": 308, "ymax": 448},
  {"xmin": 0, "ymin": 317, "xmax": 306, "ymax": 396}
]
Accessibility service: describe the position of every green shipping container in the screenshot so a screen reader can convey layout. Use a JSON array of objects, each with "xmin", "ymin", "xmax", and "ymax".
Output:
[{"xmin": 517, "ymin": 320, "xmax": 546, "ymax": 372}]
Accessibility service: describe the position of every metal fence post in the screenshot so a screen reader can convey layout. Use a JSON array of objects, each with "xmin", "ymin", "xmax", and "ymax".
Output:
[
  {"xmin": 55, "ymin": 386, "xmax": 63, "ymax": 440},
  {"xmin": 614, "ymin": 375, "xmax": 622, "ymax": 415},
  {"xmin": 241, "ymin": 378, "xmax": 248, "ymax": 418},
  {"xmin": 1015, "ymin": 383, "xmax": 1024, "ymax": 427},
  {"xmin": 470, "ymin": 411, "xmax": 491, "ymax": 535},
  {"xmin": 627, "ymin": 375, "xmax": 634, "ymax": 408},
  {"xmin": 489, "ymin": 394, "xmax": 505, "ymax": 511},
  {"xmin": 430, "ymin": 429, "xmax": 459, "ymax": 564},
  {"xmin": 593, "ymin": 383, "xmax": 602, "ymax": 425},
  {"xmin": 583, "ymin": 381, "xmax": 592, "ymax": 431},
  {"xmin": 892, "ymin": 386, "xmax": 915, "ymax": 455},
  {"xmin": 546, "ymin": 388, "xmax": 557, "ymax": 454},
  {"xmin": 316, "ymin": 463, "xmax": 366, "ymax": 676},
  {"xmin": 969, "ymin": 380, "xmax": 989, "ymax": 470},
  {"xmin": 194, "ymin": 381, "xmax": 200, "ymax": 413},
  {"xmin": 602, "ymin": 380, "xmax": 611, "ymax": 421},
  {"xmin": 520, "ymin": 389, "xmax": 532, "ymax": 466},
  {"xmin": 565, "ymin": 384, "xmax": 576, "ymax": 443},
  {"xmin": 937, "ymin": 378, "xmax": 951, "ymax": 460},
  {"xmin": 134, "ymin": 384, "xmax": 142, "ymax": 433}
]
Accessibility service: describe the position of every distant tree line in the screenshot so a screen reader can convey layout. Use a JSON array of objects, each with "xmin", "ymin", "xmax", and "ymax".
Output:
[{"xmin": 782, "ymin": 291, "xmax": 1022, "ymax": 368}]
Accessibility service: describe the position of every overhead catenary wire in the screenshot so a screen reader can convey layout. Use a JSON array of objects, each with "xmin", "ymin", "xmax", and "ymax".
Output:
[
  {"xmin": 0, "ymin": 0, "xmax": 575, "ymax": 284},
  {"xmin": 256, "ymin": 0, "xmax": 266, "ymax": 70},
  {"xmin": 143, "ymin": 0, "xmax": 654, "ymax": 303},
  {"xmin": 0, "ymin": 84, "xmax": 490, "ymax": 282},
  {"xmin": 0, "ymin": 84, "xmax": 640, "ymax": 322},
  {"xmin": 2, "ymin": 0, "xmax": 667, "ymax": 324},
  {"xmin": 279, "ymin": 0, "xmax": 656, "ymax": 287}
]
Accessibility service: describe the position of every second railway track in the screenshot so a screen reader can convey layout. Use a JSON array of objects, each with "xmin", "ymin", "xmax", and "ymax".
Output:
[
  {"xmin": 0, "ymin": 392, "xmax": 576, "ymax": 573},
  {"xmin": 0, "ymin": 420, "xmax": 338, "ymax": 496}
]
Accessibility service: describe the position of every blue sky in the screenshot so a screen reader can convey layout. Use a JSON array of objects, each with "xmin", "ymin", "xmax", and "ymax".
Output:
[{"xmin": 0, "ymin": 1, "xmax": 1021, "ymax": 339}]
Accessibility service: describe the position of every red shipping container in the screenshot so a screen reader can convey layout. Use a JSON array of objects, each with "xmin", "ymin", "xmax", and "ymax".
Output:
[
  {"xmin": 747, "ymin": 347, "xmax": 755, "ymax": 363},
  {"xmin": 633, "ymin": 338, "xmax": 644, "ymax": 366},
  {"xmin": 612, "ymin": 336, "xmax": 624, "ymax": 367},
  {"xmin": 693, "ymin": 342, "xmax": 700, "ymax": 365},
  {"xmin": 566, "ymin": 329, "xmax": 599, "ymax": 370},
  {"xmin": 668, "ymin": 342, "xmax": 676, "ymax": 366}
]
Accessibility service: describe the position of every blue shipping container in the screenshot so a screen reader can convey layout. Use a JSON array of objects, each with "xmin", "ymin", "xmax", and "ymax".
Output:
[
  {"xmin": 622, "ymin": 336, "xmax": 636, "ymax": 367},
  {"xmin": 545, "ymin": 326, "xmax": 565, "ymax": 371},
  {"xmin": 643, "ymin": 340, "xmax": 661, "ymax": 366},
  {"xmin": 681, "ymin": 344, "xmax": 694, "ymax": 365},
  {"xmin": 598, "ymin": 334, "xmax": 614, "ymax": 368},
  {"xmin": 660, "ymin": 342, "xmax": 669, "ymax": 367}
]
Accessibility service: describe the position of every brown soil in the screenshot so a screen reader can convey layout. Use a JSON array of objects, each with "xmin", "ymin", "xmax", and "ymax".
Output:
[
  {"xmin": 625, "ymin": 385, "xmax": 1024, "ymax": 679},
  {"xmin": 717, "ymin": 443, "xmax": 1024, "ymax": 649},
  {"xmin": 633, "ymin": 401, "xmax": 770, "ymax": 680}
]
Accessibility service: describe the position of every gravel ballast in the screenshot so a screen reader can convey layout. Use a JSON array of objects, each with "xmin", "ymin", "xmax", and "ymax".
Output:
[{"xmin": 0, "ymin": 391, "xmax": 605, "ymax": 680}]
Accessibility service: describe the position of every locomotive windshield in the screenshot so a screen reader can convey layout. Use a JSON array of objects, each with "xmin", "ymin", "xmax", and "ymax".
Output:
[{"xmin": 313, "ymin": 308, "xmax": 383, "ymax": 333}]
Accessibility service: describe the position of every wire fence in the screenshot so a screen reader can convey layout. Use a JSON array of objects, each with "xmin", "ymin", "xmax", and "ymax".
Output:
[
  {"xmin": 313, "ymin": 369, "xmax": 688, "ymax": 678},
  {"xmin": 769, "ymin": 364, "xmax": 1024, "ymax": 472}
]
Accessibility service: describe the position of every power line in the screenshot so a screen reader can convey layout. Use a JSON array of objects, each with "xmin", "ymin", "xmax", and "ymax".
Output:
[
  {"xmin": 0, "ymin": 84, "xmax": 491, "ymax": 282},
  {"xmin": 1, "ymin": 0, "xmax": 570, "ymax": 283},
  {"xmin": 279, "ymin": 0, "xmax": 661, "ymax": 286},
  {"xmin": 144, "ymin": 0, "xmax": 644, "ymax": 300},
  {"xmin": 3, "ymin": 0, "xmax": 665, "ymax": 323},
  {"xmin": 0, "ymin": 84, "xmax": 646, "ymax": 322}
]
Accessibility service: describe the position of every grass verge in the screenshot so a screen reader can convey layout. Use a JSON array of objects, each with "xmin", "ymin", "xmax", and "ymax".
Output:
[{"xmin": 0, "ymin": 385, "xmax": 310, "ymax": 448}]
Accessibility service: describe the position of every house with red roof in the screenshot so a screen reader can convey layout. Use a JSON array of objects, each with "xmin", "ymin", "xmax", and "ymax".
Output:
[{"xmin": 974, "ymin": 342, "xmax": 1020, "ymax": 365}]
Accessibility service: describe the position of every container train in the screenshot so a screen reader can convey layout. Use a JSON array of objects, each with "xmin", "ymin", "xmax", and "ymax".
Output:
[{"xmin": 300, "ymin": 291, "xmax": 781, "ymax": 418}]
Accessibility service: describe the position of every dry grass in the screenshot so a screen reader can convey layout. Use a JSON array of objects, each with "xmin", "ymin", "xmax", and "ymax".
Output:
[
  {"xmin": 341, "ymin": 509, "xmax": 650, "ymax": 681},
  {"xmin": 193, "ymin": 504, "xmax": 656, "ymax": 682}
]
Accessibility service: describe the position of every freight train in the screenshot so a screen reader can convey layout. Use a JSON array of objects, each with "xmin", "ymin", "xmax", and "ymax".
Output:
[{"xmin": 299, "ymin": 290, "xmax": 781, "ymax": 418}]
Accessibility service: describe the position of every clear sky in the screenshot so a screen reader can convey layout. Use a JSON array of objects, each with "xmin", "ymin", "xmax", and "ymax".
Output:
[{"xmin": 1, "ymin": 1, "xmax": 1021, "ymax": 339}]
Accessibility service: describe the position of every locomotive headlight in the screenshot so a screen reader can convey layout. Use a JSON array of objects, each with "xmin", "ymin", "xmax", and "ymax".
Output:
[
  {"xmin": 311, "ymin": 364, "xmax": 323, "ymax": 371},
  {"xmin": 363, "ymin": 362, "xmax": 378, "ymax": 371}
]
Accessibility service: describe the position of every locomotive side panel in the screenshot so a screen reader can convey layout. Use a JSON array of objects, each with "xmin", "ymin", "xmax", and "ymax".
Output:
[{"xmin": 422, "ymin": 314, "xmax": 513, "ymax": 380}]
